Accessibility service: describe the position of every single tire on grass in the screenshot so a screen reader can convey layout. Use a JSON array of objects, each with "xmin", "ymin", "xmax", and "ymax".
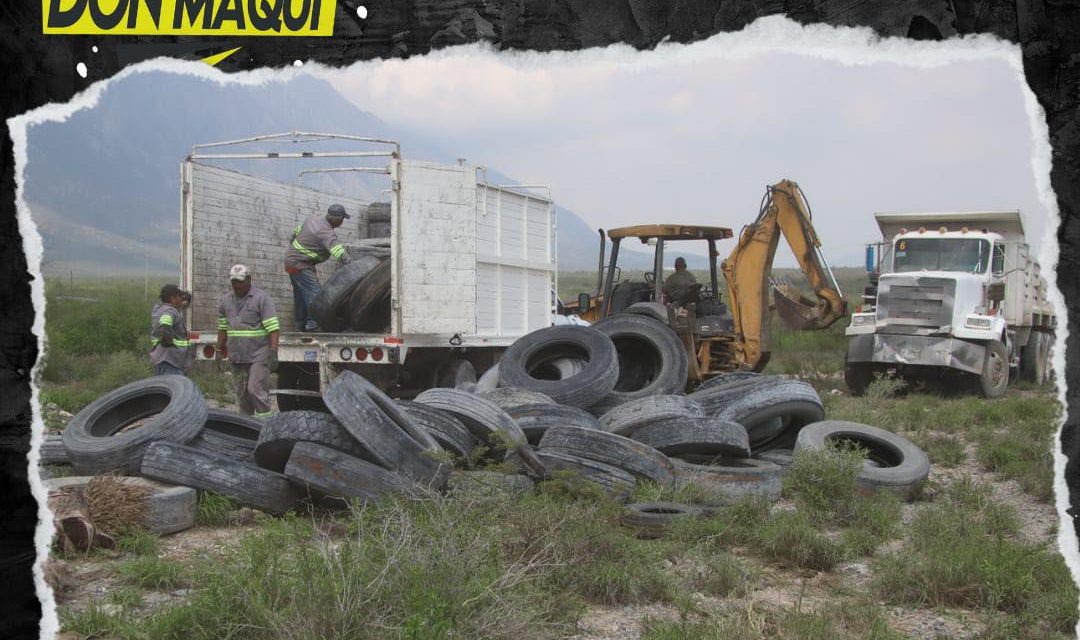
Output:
[
  {"xmin": 324, "ymin": 371, "xmax": 449, "ymax": 488},
  {"xmin": 254, "ymin": 410, "xmax": 369, "ymax": 472},
  {"xmin": 414, "ymin": 387, "xmax": 547, "ymax": 479},
  {"xmin": 600, "ymin": 395, "xmax": 705, "ymax": 436},
  {"xmin": 622, "ymin": 502, "xmax": 704, "ymax": 539},
  {"xmin": 538, "ymin": 425, "xmax": 675, "ymax": 488},
  {"xmin": 141, "ymin": 441, "xmax": 302, "ymax": 515},
  {"xmin": 793, "ymin": 421, "xmax": 930, "ymax": 501},
  {"xmin": 62, "ymin": 376, "xmax": 207, "ymax": 475},
  {"xmin": 498, "ymin": 325, "xmax": 619, "ymax": 408}
]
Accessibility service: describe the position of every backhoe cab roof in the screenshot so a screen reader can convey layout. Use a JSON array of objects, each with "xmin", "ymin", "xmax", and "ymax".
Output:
[{"xmin": 607, "ymin": 224, "xmax": 734, "ymax": 241}]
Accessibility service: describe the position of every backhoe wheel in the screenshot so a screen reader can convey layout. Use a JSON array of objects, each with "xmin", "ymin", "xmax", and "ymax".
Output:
[
  {"xmin": 977, "ymin": 341, "xmax": 1009, "ymax": 399},
  {"xmin": 844, "ymin": 362, "xmax": 874, "ymax": 396}
]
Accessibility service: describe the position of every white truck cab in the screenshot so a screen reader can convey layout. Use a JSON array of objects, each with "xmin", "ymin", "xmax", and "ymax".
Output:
[{"xmin": 845, "ymin": 212, "xmax": 1055, "ymax": 397}]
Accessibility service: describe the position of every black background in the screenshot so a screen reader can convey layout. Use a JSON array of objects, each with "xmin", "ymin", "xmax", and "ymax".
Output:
[{"xmin": 2, "ymin": 2, "xmax": 1079, "ymax": 637}]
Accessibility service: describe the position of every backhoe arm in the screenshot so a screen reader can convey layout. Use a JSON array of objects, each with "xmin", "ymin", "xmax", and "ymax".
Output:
[{"xmin": 722, "ymin": 180, "xmax": 848, "ymax": 370}]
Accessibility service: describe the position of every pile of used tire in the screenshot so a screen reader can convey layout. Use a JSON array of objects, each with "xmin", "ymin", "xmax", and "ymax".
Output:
[
  {"xmin": 310, "ymin": 238, "xmax": 392, "ymax": 333},
  {"xmin": 44, "ymin": 314, "xmax": 930, "ymax": 538}
]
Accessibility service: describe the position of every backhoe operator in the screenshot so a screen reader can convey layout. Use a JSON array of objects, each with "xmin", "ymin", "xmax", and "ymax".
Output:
[{"xmin": 663, "ymin": 257, "xmax": 699, "ymax": 305}]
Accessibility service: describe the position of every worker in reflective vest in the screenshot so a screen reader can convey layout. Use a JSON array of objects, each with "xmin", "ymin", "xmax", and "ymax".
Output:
[
  {"xmin": 216, "ymin": 264, "xmax": 280, "ymax": 418},
  {"xmin": 284, "ymin": 203, "xmax": 352, "ymax": 332},
  {"xmin": 150, "ymin": 284, "xmax": 193, "ymax": 376}
]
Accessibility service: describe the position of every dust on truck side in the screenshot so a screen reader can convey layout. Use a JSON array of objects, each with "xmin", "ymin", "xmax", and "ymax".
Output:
[
  {"xmin": 844, "ymin": 211, "xmax": 1055, "ymax": 398},
  {"xmin": 179, "ymin": 132, "xmax": 557, "ymax": 404}
]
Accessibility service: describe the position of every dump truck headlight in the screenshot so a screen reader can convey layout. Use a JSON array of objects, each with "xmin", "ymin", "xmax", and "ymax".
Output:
[
  {"xmin": 850, "ymin": 313, "xmax": 876, "ymax": 327},
  {"xmin": 964, "ymin": 314, "xmax": 993, "ymax": 329}
]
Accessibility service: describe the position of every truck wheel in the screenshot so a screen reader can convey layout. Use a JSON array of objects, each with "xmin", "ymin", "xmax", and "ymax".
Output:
[
  {"xmin": 977, "ymin": 341, "xmax": 1009, "ymax": 399},
  {"xmin": 844, "ymin": 362, "xmax": 874, "ymax": 396},
  {"xmin": 1021, "ymin": 332, "xmax": 1051, "ymax": 385},
  {"xmin": 275, "ymin": 363, "xmax": 326, "ymax": 412}
]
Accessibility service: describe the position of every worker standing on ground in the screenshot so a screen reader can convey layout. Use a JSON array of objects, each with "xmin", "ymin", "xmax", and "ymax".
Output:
[
  {"xmin": 663, "ymin": 257, "xmax": 699, "ymax": 305},
  {"xmin": 150, "ymin": 284, "xmax": 194, "ymax": 376},
  {"xmin": 285, "ymin": 203, "xmax": 352, "ymax": 332},
  {"xmin": 217, "ymin": 265, "xmax": 280, "ymax": 418}
]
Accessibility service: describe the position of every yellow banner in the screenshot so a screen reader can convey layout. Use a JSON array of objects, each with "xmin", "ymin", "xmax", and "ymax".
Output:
[{"xmin": 42, "ymin": 0, "xmax": 336, "ymax": 36}]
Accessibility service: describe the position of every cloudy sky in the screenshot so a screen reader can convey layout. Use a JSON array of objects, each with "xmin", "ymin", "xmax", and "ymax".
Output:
[{"xmin": 322, "ymin": 22, "xmax": 1050, "ymax": 268}]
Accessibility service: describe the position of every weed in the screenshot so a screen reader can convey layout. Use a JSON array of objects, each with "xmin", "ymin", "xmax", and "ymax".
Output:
[
  {"xmin": 976, "ymin": 429, "xmax": 1056, "ymax": 502},
  {"xmin": 118, "ymin": 556, "xmax": 187, "ymax": 590},
  {"xmin": 755, "ymin": 510, "xmax": 845, "ymax": 571},
  {"xmin": 107, "ymin": 586, "xmax": 144, "ymax": 610},
  {"xmin": 115, "ymin": 529, "xmax": 160, "ymax": 556},
  {"xmin": 680, "ymin": 550, "xmax": 757, "ymax": 598},
  {"xmin": 195, "ymin": 491, "xmax": 238, "ymax": 527},
  {"xmin": 913, "ymin": 432, "xmax": 967, "ymax": 467}
]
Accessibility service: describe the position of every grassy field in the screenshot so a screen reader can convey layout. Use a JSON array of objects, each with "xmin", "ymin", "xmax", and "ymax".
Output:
[{"xmin": 41, "ymin": 276, "xmax": 1078, "ymax": 639}]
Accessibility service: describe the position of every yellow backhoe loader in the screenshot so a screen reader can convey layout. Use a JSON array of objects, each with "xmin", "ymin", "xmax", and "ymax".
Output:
[{"xmin": 565, "ymin": 179, "xmax": 847, "ymax": 382}]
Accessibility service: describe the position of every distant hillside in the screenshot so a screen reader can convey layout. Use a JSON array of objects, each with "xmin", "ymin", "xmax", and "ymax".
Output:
[{"xmin": 24, "ymin": 71, "xmax": 649, "ymax": 274}]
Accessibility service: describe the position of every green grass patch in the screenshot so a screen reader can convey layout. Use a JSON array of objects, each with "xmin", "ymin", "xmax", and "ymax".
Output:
[
  {"xmin": 118, "ymin": 556, "xmax": 187, "ymax": 590},
  {"xmin": 115, "ymin": 529, "xmax": 160, "ymax": 556},
  {"xmin": 195, "ymin": 491, "xmax": 239, "ymax": 527},
  {"xmin": 975, "ymin": 429, "xmax": 1056, "ymax": 502}
]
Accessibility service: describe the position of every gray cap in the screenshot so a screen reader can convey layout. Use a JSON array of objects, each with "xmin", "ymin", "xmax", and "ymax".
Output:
[{"xmin": 327, "ymin": 203, "xmax": 350, "ymax": 219}]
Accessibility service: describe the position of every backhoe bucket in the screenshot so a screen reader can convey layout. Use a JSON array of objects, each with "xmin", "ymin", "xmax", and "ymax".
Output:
[{"xmin": 772, "ymin": 281, "xmax": 827, "ymax": 331}]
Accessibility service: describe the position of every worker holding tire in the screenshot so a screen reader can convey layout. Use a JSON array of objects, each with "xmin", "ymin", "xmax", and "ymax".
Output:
[
  {"xmin": 216, "ymin": 265, "xmax": 280, "ymax": 418},
  {"xmin": 149, "ymin": 284, "xmax": 193, "ymax": 376},
  {"xmin": 285, "ymin": 203, "xmax": 352, "ymax": 332}
]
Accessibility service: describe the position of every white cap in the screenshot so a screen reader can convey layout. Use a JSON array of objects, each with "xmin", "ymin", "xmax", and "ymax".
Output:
[{"xmin": 229, "ymin": 264, "xmax": 250, "ymax": 281}]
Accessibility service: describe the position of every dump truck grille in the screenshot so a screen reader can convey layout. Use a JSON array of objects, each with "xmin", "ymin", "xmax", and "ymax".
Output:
[{"xmin": 876, "ymin": 276, "xmax": 954, "ymax": 330}]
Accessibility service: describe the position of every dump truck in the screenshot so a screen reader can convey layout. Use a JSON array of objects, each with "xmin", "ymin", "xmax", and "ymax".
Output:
[
  {"xmin": 566, "ymin": 179, "xmax": 848, "ymax": 381},
  {"xmin": 178, "ymin": 132, "xmax": 557, "ymax": 406},
  {"xmin": 844, "ymin": 211, "xmax": 1055, "ymax": 397}
]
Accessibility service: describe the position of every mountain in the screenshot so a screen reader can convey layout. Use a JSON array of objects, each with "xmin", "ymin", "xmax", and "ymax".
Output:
[{"xmin": 22, "ymin": 71, "xmax": 653, "ymax": 275}]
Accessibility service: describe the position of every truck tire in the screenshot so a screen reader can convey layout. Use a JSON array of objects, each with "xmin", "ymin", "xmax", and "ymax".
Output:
[
  {"xmin": 324, "ymin": 371, "xmax": 449, "ymax": 487},
  {"xmin": 283, "ymin": 442, "xmax": 413, "ymax": 504},
  {"xmin": 599, "ymin": 395, "xmax": 705, "ymax": 436},
  {"xmin": 447, "ymin": 470, "xmax": 535, "ymax": 499},
  {"xmin": 844, "ymin": 361, "xmax": 874, "ymax": 396},
  {"xmin": 435, "ymin": 358, "xmax": 477, "ymax": 389},
  {"xmin": 398, "ymin": 401, "xmax": 477, "ymax": 460},
  {"xmin": 346, "ymin": 258, "xmax": 391, "ymax": 332},
  {"xmin": 622, "ymin": 502, "xmax": 703, "ymax": 539},
  {"xmin": 694, "ymin": 371, "xmax": 763, "ymax": 393},
  {"xmin": 498, "ymin": 325, "xmax": 619, "ymax": 408},
  {"xmin": 62, "ymin": 376, "xmax": 207, "ymax": 475},
  {"xmin": 716, "ymin": 379, "xmax": 824, "ymax": 452},
  {"xmin": 309, "ymin": 254, "xmax": 382, "ymax": 332},
  {"xmin": 589, "ymin": 315, "xmax": 688, "ymax": 413},
  {"xmin": 189, "ymin": 410, "xmax": 262, "ymax": 462},
  {"xmin": 141, "ymin": 441, "xmax": 303, "ymax": 515},
  {"xmin": 1021, "ymin": 331, "xmax": 1051, "ymax": 385},
  {"xmin": 794, "ymin": 421, "xmax": 930, "ymax": 501},
  {"xmin": 671, "ymin": 457, "xmax": 784, "ymax": 504},
  {"xmin": 46, "ymin": 475, "xmax": 197, "ymax": 535},
  {"xmin": 622, "ymin": 302, "xmax": 668, "ymax": 324},
  {"xmin": 513, "ymin": 450, "xmax": 636, "ymax": 499},
  {"xmin": 977, "ymin": 340, "xmax": 1009, "ymax": 399},
  {"xmin": 627, "ymin": 417, "xmax": 750, "ymax": 459},
  {"xmin": 480, "ymin": 387, "xmax": 556, "ymax": 410},
  {"xmin": 414, "ymin": 388, "xmax": 547, "ymax": 479},
  {"xmin": 507, "ymin": 403, "xmax": 601, "ymax": 445},
  {"xmin": 41, "ymin": 434, "xmax": 69, "ymax": 465},
  {"xmin": 689, "ymin": 376, "xmax": 785, "ymax": 416},
  {"xmin": 538, "ymin": 425, "xmax": 675, "ymax": 488},
  {"xmin": 254, "ymin": 410, "xmax": 369, "ymax": 472}
]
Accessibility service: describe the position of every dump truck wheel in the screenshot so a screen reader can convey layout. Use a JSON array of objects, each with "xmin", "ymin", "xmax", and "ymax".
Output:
[
  {"xmin": 141, "ymin": 441, "xmax": 303, "ymax": 515},
  {"xmin": 977, "ymin": 341, "xmax": 1009, "ymax": 399},
  {"xmin": 507, "ymin": 403, "xmax": 601, "ymax": 445},
  {"xmin": 189, "ymin": 410, "xmax": 262, "ymax": 462},
  {"xmin": 538, "ymin": 425, "xmax": 676, "ymax": 488},
  {"xmin": 794, "ymin": 421, "xmax": 930, "ymax": 501},
  {"xmin": 844, "ymin": 362, "xmax": 874, "ymax": 396},
  {"xmin": 254, "ymin": 410, "xmax": 369, "ymax": 473},
  {"xmin": 498, "ymin": 325, "xmax": 619, "ymax": 408},
  {"xmin": 1021, "ymin": 331, "xmax": 1051, "ymax": 385},
  {"xmin": 62, "ymin": 376, "xmax": 207, "ymax": 475},
  {"xmin": 398, "ymin": 401, "xmax": 477, "ymax": 460},
  {"xmin": 600, "ymin": 394, "xmax": 705, "ymax": 436}
]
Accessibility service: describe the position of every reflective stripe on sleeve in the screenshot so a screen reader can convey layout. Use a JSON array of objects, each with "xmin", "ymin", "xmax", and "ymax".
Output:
[
  {"xmin": 159, "ymin": 315, "xmax": 174, "ymax": 326},
  {"xmin": 291, "ymin": 238, "xmax": 321, "ymax": 260},
  {"xmin": 261, "ymin": 317, "xmax": 281, "ymax": 332},
  {"xmin": 218, "ymin": 317, "xmax": 229, "ymax": 330},
  {"xmin": 329, "ymin": 244, "xmax": 346, "ymax": 259}
]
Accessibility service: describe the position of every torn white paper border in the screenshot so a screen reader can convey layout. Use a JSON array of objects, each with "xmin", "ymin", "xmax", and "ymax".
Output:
[{"xmin": 7, "ymin": 14, "xmax": 1071, "ymax": 638}]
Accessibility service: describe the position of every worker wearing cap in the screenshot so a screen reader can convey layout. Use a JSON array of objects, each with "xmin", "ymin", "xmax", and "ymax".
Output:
[
  {"xmin": 662, "ymin": 257, "xmax": 699, "ymax": 305},
  {"xmin": 150, "ymin": 284, "xmax": 193, "ymax": 376},
  {"xmin": 217, "ymin": 265, "xmax": 280, "ymax": 418},
  {"xmin": 285, "ymin": 203, "xmax": 352, "ymax": 332}
]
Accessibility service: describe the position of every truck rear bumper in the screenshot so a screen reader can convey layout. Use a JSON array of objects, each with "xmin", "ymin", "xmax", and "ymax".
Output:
[{"xmin": 847, "ymin": 334, "xmax": 984, "ymax": 375}]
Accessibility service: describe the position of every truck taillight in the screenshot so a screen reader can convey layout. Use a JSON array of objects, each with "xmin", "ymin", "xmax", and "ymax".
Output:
[
  {"xmin": 203, "ymin": 345, "xmax": 215, "ymax": 359},
  {"xmin": 355, "ymin": 347, "xmax": 368, "ymax": 361},
  {"xmin": 371, "ymin": 347, "xmax": 384, "ymax": 362}
]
